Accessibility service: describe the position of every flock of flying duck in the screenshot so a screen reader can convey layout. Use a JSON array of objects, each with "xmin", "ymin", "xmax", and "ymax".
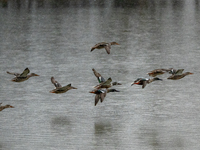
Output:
[{"xmin": 1, "ymin": 42, "xmax": 193, "ymax": 110}]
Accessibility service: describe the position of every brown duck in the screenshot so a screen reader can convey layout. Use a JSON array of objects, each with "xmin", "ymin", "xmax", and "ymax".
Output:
[
  {"xmin": 50, "ymin": 77, "xmax": 77, "ymax": 94},
  {"xmin": 89, "ymin": 88, "xmax": 120, "ymax": 106},
  {"xmin": 7, "ymin": 68, "xmax": 39, "ymax": 82},
  {"xmin": 0, "ymin": 103, "xmax": 14, "ymax": 111},
  {"xmin": 167, "ymin": 72, "xmax": 193, "ymax": 80},
  {"xmin": 91, "ymin": 42, "xmax": 119, "ymax": 54}
]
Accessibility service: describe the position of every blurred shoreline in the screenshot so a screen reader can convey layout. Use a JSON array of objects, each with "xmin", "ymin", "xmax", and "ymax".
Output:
[{"xmin": 1, "ymin": 0, "xmax": 198, "ymax": 9}]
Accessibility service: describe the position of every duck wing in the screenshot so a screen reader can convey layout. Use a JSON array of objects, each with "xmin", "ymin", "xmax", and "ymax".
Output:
[
  {"xmin": 100, "ymin": 92, "xmax": 106, "ymax": 103},
  {"xmin": 103, "ymin": 77, "xmax": 112, "ymax": 85},
  {"xmin": 142, "ymin": 81, "xmax": 147, "ymax": 88},
  {"xmin": 105, "ymin": 43, "xmax": 111, "ymax": 54},
  {"xmin": 6, "ymin": 71, "xmax": 21, "ymax": 77},
  {"xmin": 51, "ymin": 77, "xmax": 62, "ymax": 88},
  {"xmin": 95, "ymin": 94, "xmax": 100, "ymax": 106},
  {"xmin": 20, "ymin": 68, "xmax": 30, "ymax": 77},
  {"xmin": 94, "ymin": 77, "xmax": 112, "ymax": 89},
  {"xmin": 92, "ymin": 68, "xmax": 105, "ymax": 83},
  {"xmin": 175, "ymin": 69, "xmax": 184, "ymax": 75}
]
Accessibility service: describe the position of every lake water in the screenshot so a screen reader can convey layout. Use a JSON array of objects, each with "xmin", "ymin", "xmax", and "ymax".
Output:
[{"xmin": 1, "ymin": 0, "xmax": 200, "ymax": 150}]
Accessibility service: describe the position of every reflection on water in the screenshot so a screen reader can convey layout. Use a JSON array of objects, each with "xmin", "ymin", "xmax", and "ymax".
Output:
[
  {"xmin": 139, "ymin": 127, "xmax": 185, "ymax": 148},
  {"xmin": 1, "ymin": 0, "xmax": 200, "ymax": 150},
  {"xmin": 51, "ymin": 116, "xmax": 71, "ymax": 127},
  {"xmin": 94, "ymin": 120, "xmax": 113, "ymax": 135},
  {"xmin": 51, "ymin": 116, "xmax": 72, "ymax": 134},
  {"xmin": 0, "ymin": 143, "xmax": 3, "ymax": 149},
  {"xmin": 93, "ymin": 120, "xmax": 121, "ymax": 149},
  {"xmin": 138, "ymin": 129, "xmax": 161, "ymax": 148}
]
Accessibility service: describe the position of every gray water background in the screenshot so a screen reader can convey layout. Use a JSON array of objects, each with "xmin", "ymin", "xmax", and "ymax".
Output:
[{"xmin": 0, "ymin": 0, "xmax": 200, "ymax": 150}]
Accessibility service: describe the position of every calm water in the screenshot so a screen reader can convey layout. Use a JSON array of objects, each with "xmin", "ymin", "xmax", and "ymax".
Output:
[{"xmin": 1, "ymin": 0, "xmax": 200, "ymax": 150}]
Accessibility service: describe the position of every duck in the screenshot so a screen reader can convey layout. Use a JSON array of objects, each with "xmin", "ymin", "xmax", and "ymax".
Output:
[
  {"xmin": 0, "ymin": 103, "xmax": 14, "ymax": 111},
  {"xmin": 50, "ymin": 77, "xmax": 77, "ymax": 94},
  {"xmin": 94, "ymin": 77, "xmax": 121, "ymax": 89},
  {"xmin": 92, "ymin": 68, "xmax": 105, "ymax": 83},
  {"xmin": 7, "ymin": 68, "xmax": 39, "ymax": 82},
  {"xmin": 90, "ymin": 42, "xmax": 119, "ymax": 54},
  {"xmin": 89, "ymin": 88, "xmax": 120, "ymax": 106},
  {"xmin": 147, "ymin": 68, "xmax": 173, "ymax": 77},
  {"xmin": 167, "ymin": 72, "xmax": 193, "ymax": 80},
  {"xmin": 131, "ymin": 77, "xmax": 162, "ymax": 88}
]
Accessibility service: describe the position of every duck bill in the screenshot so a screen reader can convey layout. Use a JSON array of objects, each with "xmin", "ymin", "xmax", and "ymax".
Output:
[
  {"xmin": 89, "ymin": 91, "xmax": 95, "ymax": 93},
  {"xmin": 189, "ymin": 73, "xmax": 194, "ymax": 75},
  {"xmin": 131, "ymin": 82, "xmax": 139, "ymax": 86},
  {"xmin": 34, "ymin": 74, "xmax": 40, "ymax": 76},
  {"xmin": 115, "ymin": 43, "xmax": 120, "ymax": 45},
  {"xmin": 9, "ymin": 106, "xmax": 14, "ymax": 108},
  {"xmin": 50, "ymin": 90, "xmax": 55, "ymax": 93}
]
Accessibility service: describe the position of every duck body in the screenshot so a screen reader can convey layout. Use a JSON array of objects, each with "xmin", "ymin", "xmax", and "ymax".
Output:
[
  {"xmin": 50, "ymin": 84, "xmax": 77, "ymax": 93},
  {"xmin": 7, "ymin": 68, "xmax": 39, "ymax": 82},
  {"xmin": 167, "ymin": 72, "xmax": 193, "ymax": 80},
  {"xmin": 89, "ymin": 88, "xmax": 120, "ymax": 106},
  {"xmin": 132, "ymin": 77, "xmax": 162, "ymax": 88},
  {"xmin": 0, "ymin": 103, "xmax": 14, "ymax": 111},
  {"xmin": 94, "ymin": 77, "xmax": 121, "ymax": 89},
  {"xmin": 50, "ymin": 77, "xmax": 77, "ymax": 94},
  {"xmin": 91, "ymin": 42, "xmax": 119, "ymax": 54}
]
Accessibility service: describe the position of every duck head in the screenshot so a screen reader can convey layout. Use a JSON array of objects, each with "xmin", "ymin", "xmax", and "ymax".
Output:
[{"xmin": 110, "ymin": 42, "xmax": 120, "ymax": 45}]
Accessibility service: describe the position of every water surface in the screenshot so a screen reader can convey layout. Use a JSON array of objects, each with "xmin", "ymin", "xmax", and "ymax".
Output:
[{"xmin": 0, "ymin": 0, "xmax": 200, "ymax": 150}]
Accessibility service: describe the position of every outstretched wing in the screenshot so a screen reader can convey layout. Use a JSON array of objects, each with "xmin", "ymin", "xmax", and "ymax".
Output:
[
  {"xmin": 95, "ymin": 94, "xmax": 100, "ymax": 106},
  {"xmin": 142, "ymin": 81, "xmax": 147, "ymax": 89},
  {"xmin": 105, "ymin": 44, "xmax": 111, "ymax": 54},
  {"xmin": 103, "ymin": 77, "xmax": 112, "ymax": 85},
  {"xmin": 6, "ymin": 71, "xmax": 21, "ymax": 77},
  {"xmin": 175, "ymin": 69, "xmax": 184, "ymax": 75},
  {"xmin": 92, "ymin": 68, "xmax": 105, "ymax": 83},
  {"xmin": 51, "ymin": 77, "xmax": 62, "ymax": 88},
  {"xmin": 20, "ymin": 68, "xmax": 30, "ymax": 77},
  {"xmin": 94, "ymin": 77, "xmax": 112, "ymax": 89},
  {"xmin": 100, "ymin": 92, "xmax": 106, "ymax": 103}
]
